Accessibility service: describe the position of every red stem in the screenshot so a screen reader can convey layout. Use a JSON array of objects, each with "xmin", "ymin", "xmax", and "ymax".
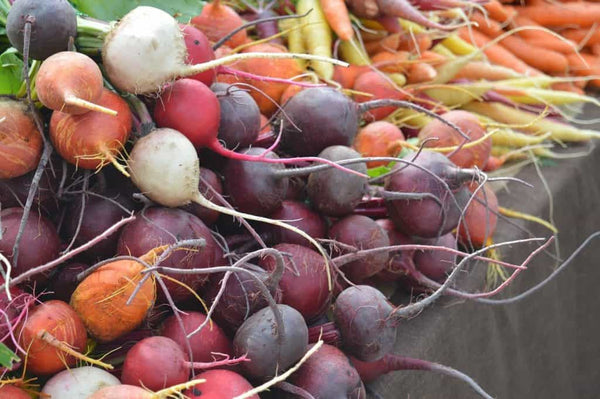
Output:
[
  {"xmin": 207, "ymin": 140, "xmax": 368, "ymax": 178},
  {"xmin": 185, "ymin": 353, "xmax": 251, "ymax": 370}
]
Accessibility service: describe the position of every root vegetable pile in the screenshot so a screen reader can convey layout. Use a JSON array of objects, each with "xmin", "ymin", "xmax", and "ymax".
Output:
[{"xmin": 0, "ymin": 1, "xmax": 599, "ymax": 398}]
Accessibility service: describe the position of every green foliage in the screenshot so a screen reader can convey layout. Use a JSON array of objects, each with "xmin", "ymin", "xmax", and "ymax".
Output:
[
  {"xmin": 69, "ymin": 0, "xmax": 205, "ymax": 23},
  {"xmin": 0, "ymin": 342, "xmax": 20, "ymax": 369},
  {"xmin": 0, "ymin": 47, "xmax": 23, "ymax": 95}
]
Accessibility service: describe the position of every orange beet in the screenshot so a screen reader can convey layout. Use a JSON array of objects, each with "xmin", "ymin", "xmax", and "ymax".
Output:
[
  {"xmin": 353, "ymin": 71, "xmax": 407, "ymax": 121},
  {"xmin": 191, "ymin": 0, "xmax": 247, "ymax": 48},
  {"xmin": 18, "ymin": 300, "xmax": 87, "ymax": 375},
  {"xmin": 0, "ymin": 98, "xmax": 42, "ymax": 179},
  {"xmin": 418, "ymin": 110, "xmax": 491, "ymax": 169},
  {"xmin": 70, "ymin": 259, "xmax": 156, "ymax": 343},
  {"xmin": 332, "ymin": 64, "xmax": 370, "ymax": 89},
  {"xmin": 0, "ymin": 385, "xmax": 31, "ymax": 399},
  {"xmin": 50, "ymin": 89, "xmax": 132, "ymax": 170},
  {"xmin": 457, "ymin": 183, "xmax": 498, "ymax": 247},
  {"xmin": 353, "ymin": 121, "xmax": 405, "ymax": 167}
]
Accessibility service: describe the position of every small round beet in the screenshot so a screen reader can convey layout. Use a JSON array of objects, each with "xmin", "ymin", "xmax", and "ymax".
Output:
[
  {"xmin": 184, "ymin": 369, "xmax": 258, "ymax": 398},
  {"xmin": 212, "ymin": 82, "xmax": 261, "ymax": 149},
  {"xmin": 161, "ymin": 312, "xmax": 233, "ymax": 363},
  {"xmin": 121, "ymin": 336, "xmax": 189, "ymax": 391},
  {"xmin": 329, "ymin": 215, "xmax": 390, "ymax": 283},
  {"xmin": 333, "ymin": 285, "xmax": 396, "ymax": 362},
  {"xmin": 414, "ymin": 233, "xmax": 457, "ymax": 282},
  {"xmin": 233, "ymin": 304, "xmax": 308, "ymax": 380},
  {"xmin": 259, "ymin": 243, "xmax": 330, "ymax": 322},
  {"xmin": 261, "ymin": 200, "xmax": 326, "ymax": 247}
]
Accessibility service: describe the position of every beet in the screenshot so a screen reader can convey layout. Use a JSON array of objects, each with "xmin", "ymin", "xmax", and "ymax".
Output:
[
  {"xmin": 384, "ymin": 151, "xmax": 475, "ymax": 238},
  {"xmin": 329, "ymin": 215, "xmax": 391, "ymax": 283},
  {"xmin": 63, "ymin": 190, "xmax": 135, "ymax": 262},
  {"xmin": 373, "ymin": 219, "xmax": 416, "ymax": 281},
  {"xmin": 117, "ymin": 207, "xmax": 222, "ymax": 303},
  {"xmin": 233, "ymin": 304, "xmax": 308, "ymax": 380},
  {"xmin": 276, "ymin": 88, "xmax": 359, "ymax": 156},
  {"xmin": 121, "ymin": 336, "xmax": 189, "ymax": 391},
  {"xmin": 201, "ymin": 264, "xmax": 281, "ymax": 333},
  {"xmin": 160, "ymin": 311, "xmax": 233, "ymax": 363},
  {"xmin": 333, "ymin": 285, "xmax": 397, "ymax": 362},
  {"xmin": 307, "ymin": 146, "xmax": 368, "ymax": 217},
  {"xmin": 284, "ymin": 344, "xmax": 366, "ymax": 399},
  {"xmin": 222, "ymin": 147, "xmax": 288, "ymax": 216},
  {"xmin": 184, "ymin": 369, "xmax": 258, "ymax": 398},
  {"xmin": 49, "ymin": 262, "xmax": 89, "ymax": 302},
  {"xmin": 7, "ymin": 0, "xmax": 77, "ymax": 60},
  {"xmin": 0, "ymin": 208, "xmax": 61, "ymax": 285},
  {"xmin": 259, "ymin": 243, "xmax": 330, "ymax": 322},
  {"xmin": 212, "ymin": 82, "xmax": 261, "ymax": 149},
  {"xmin": 261, "ymin": 200, "xmax": 326, "ymax": 247},
  {"xmin": 414, "ymin": 233, "xmax": 457, "ymax": 282}
]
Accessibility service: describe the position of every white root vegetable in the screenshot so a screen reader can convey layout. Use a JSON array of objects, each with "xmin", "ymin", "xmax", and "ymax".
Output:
[
  {"xmin": 102, "ymin": 6, "xmax": 347, "ymax": 94},
  {"xmin": 41, "ymin": 366, "xmax": 121, "ymax": 399},
  {"xmin": 127, "ymin": 128, "xmax": 334, "ymax": 289}
]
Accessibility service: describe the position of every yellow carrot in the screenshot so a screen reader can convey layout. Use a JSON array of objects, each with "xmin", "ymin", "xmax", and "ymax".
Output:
[
  {"xmin": 339, "ymin": 37, "xmax": 371, "ymax": 66},
  {"xmin": 296, "ymin": 0, "xmax": 334, "ymax": 80},
  {"xmin": 279, "ymin": 18, "xmax": 306, "ymax": 69},
  {"xmin": 463, "ymin": 101, "xmax": 600, "ymax": 141},
  {"xmin": 441, "ymin": 35, "xmax": 479, "ymax": 56}
]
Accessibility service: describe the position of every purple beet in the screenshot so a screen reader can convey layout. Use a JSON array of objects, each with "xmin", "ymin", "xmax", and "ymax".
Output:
[
  {"xmin": 181, "ymin": 167, "xmax": 223, "ymax": 226},
  {"xmin": 414, "ymin": 233, "xmax": 457, "ymax": 282},
  {"xmin": 261, "ymin": 200, "xmax": 326, "ymax": 247}
]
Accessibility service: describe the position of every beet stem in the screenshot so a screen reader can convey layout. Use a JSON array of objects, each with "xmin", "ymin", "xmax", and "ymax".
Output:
[
  {"xmin": 358, "ymin": 99, "xmax": 469, "ymax": 140},
  {"xmin": 381, "ymin": 354, "xmax": 493, "ymax": 399},
  {"xmin": 219, "ymin": 65, "xmax": 325, "ymax": 88},
  {"xmin": 185, "ymin": 353, "xmax": 251, "ymax": 370},
  {"xmin": 392, "ymin": 237, "xmax": 548, "ymax": 318},
  {"xmin": 37, "ymin": 329, "xmax": 113, "ymax": 370},
  {"xmin": 375, "ymin": 188, "xmax": 442, "ymax": 204},
  {"xmin": 212, "ymin": 9, "xmax": 312, "ymax": 50},
  {"xmin": 478, "ymin": 232, "xmax": 598, "ymax": 304},
  {"xmin": 208, "ymin": 140, "xmax": 368, "ymax": 178}
]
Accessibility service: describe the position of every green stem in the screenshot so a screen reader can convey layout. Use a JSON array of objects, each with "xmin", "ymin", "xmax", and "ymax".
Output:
[
  {"xmin": 16, "ymin": 59, "xmax": 40, "ymax": 99},
  {"xmin": 76, "ymin": 15, "xmax": 111, "ymax": 38}
]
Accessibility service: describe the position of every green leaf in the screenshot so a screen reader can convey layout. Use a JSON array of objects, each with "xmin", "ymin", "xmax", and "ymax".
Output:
[
  {"xmin": 0, "ymin": 47, "xmax": 24, "ymax": 96},
  {"xmin": 0, "ymin": 342, "xmax": 20, "ymax": 369},
  {"xmin": 69, "ymin": 0, "xmax": 205, "ymax": 23},
  {"xmin": 367, "ymin": 164, "xmax": 393, "ymax": 179}
]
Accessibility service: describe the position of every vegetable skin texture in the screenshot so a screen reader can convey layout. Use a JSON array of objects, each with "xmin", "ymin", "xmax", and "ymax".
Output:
[
  {"xmin": 191, "ymin": 0, "xmax": 248, "ymax": 48},
  {"xmin": 70, "ymin": 259, "xmax": 156, "ymax": 343},
  {"xmin": 36, "ymin": 51, "xmax": 114, "ymax": 115},
  {"xmin": 180, "ymin": 24, "xmax": 217, "ymax": 86},
  {"xmin": 50, "ymin": 89, "xmax": 132, "ymax": 170},
  {"xmin": 18, "ymin": 300, "xmax": 88, "ymax": 375},
  {"xmin": 87, "ymin": 384, "xmax": 150, "ymax": 399},
  {"xmin": 0, "ymin": 385, "xmax": 31, "ymax": 399},
  {"xmin": 0, "ymin": 97, "xmax": 43, "ymax": 179},
  {"xmin": 121, "ymin": 336, "xmax": 189, "ymax": 391}
]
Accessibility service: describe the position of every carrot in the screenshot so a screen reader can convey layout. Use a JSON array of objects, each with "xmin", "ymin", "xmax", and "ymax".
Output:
[
  {"xmin": 279, "ymin": 18, "xmax": 306, "ymax": 69},
  {"xmin": 406, "ymin": 62, "xmax": 438, "ymax": 83},
  {"xmin": 496, "ymin": 35, "xmax": 569, "ymax": 73},
  {"xmin": 297, "ymin": 0, "xmax": 334, "ymax": 80},
  {"xmin": 509, "ymin": 16, "xmax": 578, "ymax": 54},
  {"xmin": 566, "ymin": 52, "xmax": 600, "ymax": 87},
  {"xmin": 483, "ymin": 0, "xmax": 517, "ymax": 22},
  {"xmin": 371, "ymin": 51, "xmax": 410, "ymax": 73},
  {"xmin": 458, "ymin": 28, "xmax": 542, "ymax": 75},
  {"xmin": 470, "ymin": 13, "xmax": 504, "ymax": 38},
  {"xmin": 562, "ymin": 27, "xmax": 600, "ymax": 47},
  {"xmin": 339, "ymin": 37, "xmax": 371, "ymax": 65},
  {"xmin": 454, "ymin": 61, "xmax": 522, "ymax": 80},
  {"xmin": 591, "ymin": 43, "xmax": 600, "ymax": 55},
  {"xmin": 353, "ymin": 70, "xmax": 407, "ymax": 121},
  {"xmin": 365, "ymin": 33, "xmax": 403, "ymax": 54},
  {"xmin": 332, "ymin": 64, "xmax": 371, "ymax": 88},
  {"xmin": 320, "ymin": 0, "xmax": 354, "ymax": 40},
  {"xmin": 549, "ymin": 81, "xmax": 585, "ymax": 94},
  {"xmin": 397, "ymin": 33, "xmax": 433, "ymax": 54},
  {"xmin": 518, "ymin": 3, "xmax": 600, "ymax": 28}
]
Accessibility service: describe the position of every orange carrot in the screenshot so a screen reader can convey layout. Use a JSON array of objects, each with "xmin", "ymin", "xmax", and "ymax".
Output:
[
  {"xmin": 470, "ymin": 13, "xmax": 504, "ymax": 38},
  {"xmin": 332, "ymin": 64, "xmax": 371, "ymax": 88},
  {"xmin": 406, "ymin": 62, "xmax": 437, "ymax": 84},
  {"xmin": 562, "ymin": 27, "xmax": 600, "ymax": 46},
  {"xmin": 518, "ymin": 3, "xmax": 600, "ymax": 28},
  {"xmin": 483, "ymin": 0, "xmax": 517, "ymax": 22},
  {"xmin": 458, "ymin": 28, "xmax": 541, "ymax": 75},
  {"xmin": 497, "ymin": 35, "xmax": 569, "ymax": 73},
  {"xmin": 365, "ymin": 33, "xmax": 403, "ymax": 54},
  {"xmin": 510, "ymin": 16, "xmax": 577, "ymax": 53},
  {"xmin": 550, "ymin": 81, "xmax": 585, "ymax": 94},
  {"xmin": 320, "ymin": 0, "xmax": 354, "ymax": 40},
  {"xmin": 566, "ymin": 52, "xmax": 600, "ymax": 87},
  {"xmin": 454, "ymin": 61, "xmax": 521, "ymax": 81},
  {"xmin": 371, "ymin": 51, "xmax": 410, "ymax": 73}
]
